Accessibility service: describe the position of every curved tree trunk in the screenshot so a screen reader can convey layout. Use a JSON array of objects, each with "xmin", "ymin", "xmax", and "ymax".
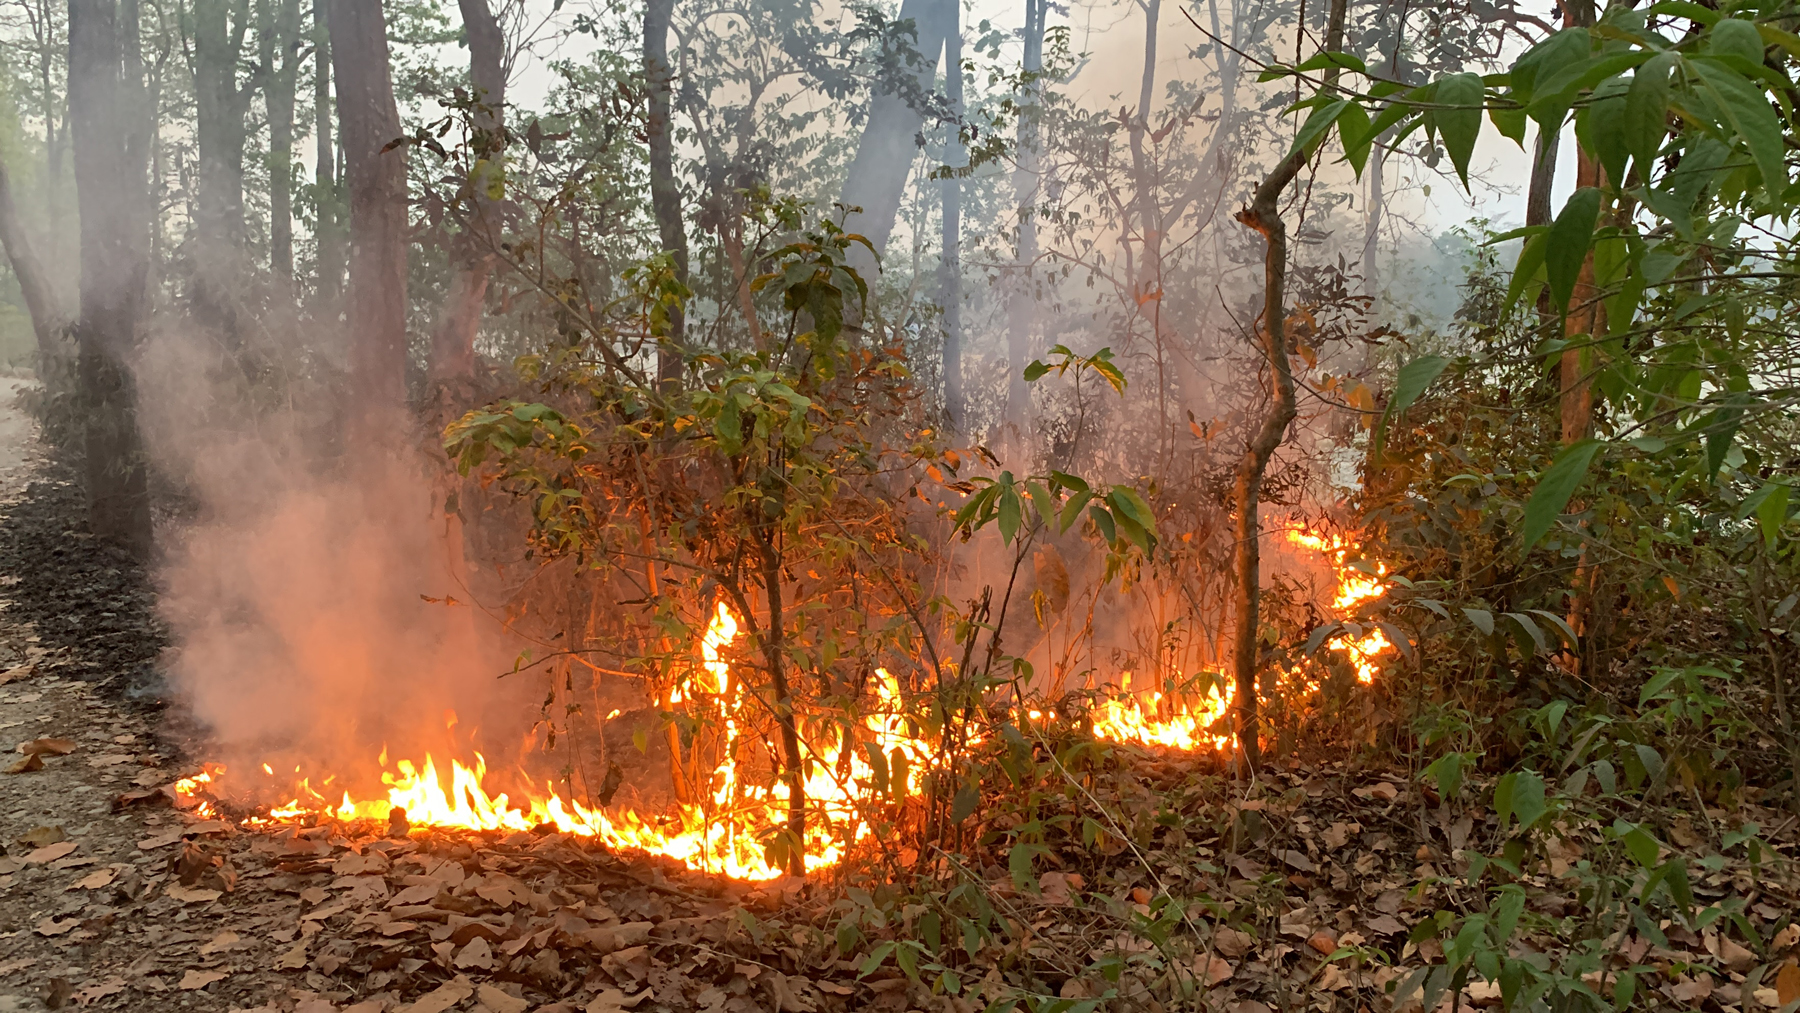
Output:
[
  {"xmin": 0, "ymin": 151, "xmax": 68, "ymax": 364},
  {"xmin": 1230, "ymin": 0, "xmax": 1344, "ymax": 770},
  {"xmin": 69, "ymin": 0, "xmax": 152, "ymax": 555},
  {"xmin": 326, "ymin": 0, "xmax": 408, "ymax": 410}
]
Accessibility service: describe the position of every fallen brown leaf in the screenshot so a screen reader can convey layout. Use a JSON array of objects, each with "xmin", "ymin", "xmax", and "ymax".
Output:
[
  {"xmin": 1213, "ymin": 926, "xmax": 1254, "ymax": 958},
  {"xmin": 396, "ymin": 976, "xmax": 475, "ymax": 1013},
  {"xmin": 1777, "ymin": 961, "xmax": 1800, "ymax": 1008},
  {"xmin": 5, "ymin": 753, "xmax": 42, "ymax": 774},
  {"xmin": 1307, "ymin": 930, "xmax": 1339, "ymax": 955},
  {"xmin": 585, "ymin": 987, "xmax": 651, "ymax": 1012},
  {"xmin": 136, "ymin": 829, "xmax": 183, "ymax": 850},
  {"xmin": 24, "ymin": 841, "xmax": 78, "ymax": 864},
  {"xmin": 273, "ymin": 939, "xmax": 308, "ymax": 970},
  {"xmin": 0, "ymin": 662, "xmax": 33, "ymax": 686},
  {"xmin": 177, "ymin": 969, "xmax": 227, "ymax": 991},
  {"xmin": 17, "ymin": 737, "xmax": 76, "ymax": 756},
  {"xmin": 198, "ymin": 930, "xmax": 239, "ymax": 955},
  {"xmin": 1198, "ymin": 955, "xmax": 1233, "ymax": 986},
  {"xmin": 453, "ymin": 936, "xmax": 496, "ymax": 970},
  {"xmin": 164, "ymin": 884, "xmax": 222, "ymax": 904},
  {"xmin": 68, "ymin": 867, "xmax": 117, "ymax": 891},
  {"xmin": 70, "ymin": 977, "xmax": 124, "ymax": 1005},
  {"xmin": 476, "ymin": 984, "xmax": 530, "ymax": 1013},
  {"xmin": 34, "ymin": 916, "xmax": 79, "ymax": 937}
]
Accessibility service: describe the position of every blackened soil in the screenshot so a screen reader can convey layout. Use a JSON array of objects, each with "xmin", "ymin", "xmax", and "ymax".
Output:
[{"xmin": 0, "ymin": 458, "xmax": 168, "ymax": 705}]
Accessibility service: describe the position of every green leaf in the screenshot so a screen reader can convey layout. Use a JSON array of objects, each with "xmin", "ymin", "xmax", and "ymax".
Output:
[
  {"xmin": 1289, "ymin": 98, "xmax": 1350, "ymax": 158},
  {"xmin": 1625, "ymin": 52, "xmax": 1675, "ymax": 173},
  {"xmin": 1510, "ymin": 28, "xmax": 1591, "ymax": 104},
  {"xmin": 1088, "ymin": 504, "xmax": 1117, "ymax": 545},
  {"xmin": 1546, "ymin": 187, "xmax": 1603, "ymax": 315},
  {"xmin": 1505, "ymin": 230, "xmax": 1549, "ymax": 313},
  {"xmin": 1756, "ymin": 482, "xmax": 1790, "ymax": 547},
  {"xmin": 952, "ymin": 783, "xmax": 980, "ymax": 823},
  {"xmin": 1708, "ymin": 17, "xmax": 1766, "ymax": 65},
  {"xmin": 1689, "ymin": 59, "xmax": 1787, "ymax": 195},
  {"xmin": 1462, "ymin": 607, "xmax": 1495, "ymax": 635},
  {"xmin": 1489, "ymin": 103, "xmax": 1528, "ymax": 147},
  {"xmin": 1621, "ymin": 822, "xmax": 1662, "ymax": 868},
  {"xmin": 1337, "ymin": 101, "xmax": 1372, "ymax": 174},
  {"xmin": 1522, "ymin": 439, "xmax": 1605, "ymax": 551},
  {"xmin": 998, "ymin": 485, "xmax": 1022, "ymax": 544},
  {"xmin": 1374, "ymin": 355, "xmax": 1450, "ymax": 460},
  {"xmin": 1586, "ymin": 75, "xmax": 1632, "ymax": 190},
  {"xmin": 1022, "ymin": 360, "xmax": 1050, "ymax": 382},
  {"xmin": 1435, "ymin": 73, "xmax": 1485, "ymax": 188},
  {"xmin": 1508, "ymin": 770, "xmax": 1547, "ymax": 831},
  {"xmin": 1057, "ymin": 489, "xmax": 1095, "ymax": 533}
]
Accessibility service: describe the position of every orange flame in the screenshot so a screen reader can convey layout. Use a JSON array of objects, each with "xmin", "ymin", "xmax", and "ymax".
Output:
[
  {"xmin": 1287, "ymin": 525, "xmax": 1392, "ymax": 683},
  {"xmin": 228, "ymin": 604, "xmax": 932, "ymax": 880}
]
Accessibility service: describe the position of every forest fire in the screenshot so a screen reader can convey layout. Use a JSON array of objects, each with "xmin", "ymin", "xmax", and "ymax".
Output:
[
  {"xmin": 185, "ymin": 604, "xmax": 935, "ymax": 880},
  {"xmin": 1286, "ymin": 526, "xmax": 1392, "ymax": 683}
]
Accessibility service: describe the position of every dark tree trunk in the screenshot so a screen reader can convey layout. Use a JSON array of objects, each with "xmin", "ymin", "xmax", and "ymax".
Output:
[
  {"xmin": 261, "ymin": 0, "xmax": 302, "ymax": 288},
  {"xmin": 1230, "ymin": 0, "xmax": 1345, "ymax": 770},
  {"xmin": 939, "ymin": 9, "xmax": 963, "ymax": 426},
  {"xmin": 192, "ymin": 0, "xmax": 254, "ymax": 343},
  {"xmin": 427, "ymin": 0, "xmax": 505, "ymax": 391},
  {"xmin": 326, "ymin": 0, "xmax": 408, "ymax": 409},
  {"xmin": 644, "ymin": 0, "xmax": 685, "ymax": 383},
  {"xmin": 311, "ymin": 0, "xmax": 342, "ymax": 306},
  {"xmin": 839, "ymin": 0, "xmax": 954, "ymax": 266},
  {"xmin": 69, "ymin": 0, "xmax": 152, "ymax": 555}
]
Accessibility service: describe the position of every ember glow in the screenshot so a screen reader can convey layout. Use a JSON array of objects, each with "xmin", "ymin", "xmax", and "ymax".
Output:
[{"xmin": 204, "ymin": 603, "xmax": 933, "ymax": 880}]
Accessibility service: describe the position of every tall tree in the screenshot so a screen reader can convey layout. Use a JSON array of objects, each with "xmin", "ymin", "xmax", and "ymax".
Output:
[
  {"xmin": 839, "ymin": 0, "xmax": 954, "ymax": 267},
  {"xmin": 311, "ymin": 0, "xmax": 341, "ymax": 305},
  {"xmin": 1229, "ymin": 0, "xmax": 1346, "ymax": 769},
  {"xmin": 1003, "ymin": 0, "xmax": 1045, "ymax": 429},
  {"xmin": 0, "ymin": 151, "xmax": 66, "ymax": 363},
  {"xmin": 191, "ymin": 0, "xmax": 256, "ymax": 341},
  {"xmin": 259, "ymin": 0, "xmax": 303, "ymax": 288},
  {"xmin": 643, "ymin": 0, "xmax": 684, "ymax": 382},
  {"xmin": 325, "ymin": 0, "xmax": 407, "ymax": 408},
  {"xmin": 68, "ymin": 0, "xmax": 152, "ymax": 553},
  {"xmin": 428, "ymin": 0, "xmax": 506, "ymax": 389},
  {"xmin": 938, "ymin": 7, "xmax": 963, "ymax": 425}
]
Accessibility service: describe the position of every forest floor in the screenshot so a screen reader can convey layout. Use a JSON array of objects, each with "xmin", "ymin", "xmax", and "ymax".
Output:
[{"xmin": 0, "ymin": 382, "xmax": 1799, "ymax": 1013}]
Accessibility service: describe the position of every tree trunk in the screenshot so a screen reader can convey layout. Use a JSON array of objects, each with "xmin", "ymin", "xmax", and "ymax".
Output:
[
  {"xmin": 939, "ymin": 9, "xmax": 964, "ymax": 426},
  {"xmin": 644, "ymin": 0, "xmax": 685, "ymax": 383},
  {"xmin": 428, "ymin": 0, "xmax": 505, "ymax": 390},
  {"xmin": 326, "ymin": 0, "xmax": 408, "ymax": 409},
  {"xmin": 69, "ymin": 0, "xmax": 152, "ymax": 555},
  {"xmin": 312, "ymin": 0, "xmax": 341, "ymax": 306},
  {"xmin": 1004, "ymin": 0, "xmax": 1045, "ymax": 430},
  {"xmin": 1229, "ymin": 0, "xmax": 1345, "ymax": 770},
  {"xmin": 261, "ymin": 0, "xmax": 302, "ymax": 288},
  {"xmin": 0, "ymin": 151, "xmax": 68, "ymax": 363},
  {"xmin": 192, "ymin": 0, "xmax": 253, "ymax": 343},
  {"xmin": 1525, "ymin": 126, "xmax": 1560, "ymax": 228},
  {"xmin": 839, "ymin": 0, "xmax": 954, "ymax": 267}
]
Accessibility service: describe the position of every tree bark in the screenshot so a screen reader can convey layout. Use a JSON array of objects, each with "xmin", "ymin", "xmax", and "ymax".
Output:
[
  {"xmin": 839, "ymin": 0, "xmax": 954, "ymax": 267},
  {"xmin": 192, "ymin": 0, "xmax": 255, "ymax": 343},
  {"xmin": 261, "ymin": 0, "xmax": 302, "ymax": 288},
  {"xmin": 428, "ymin": 0, "xmax": 506, "ymax": 390},
  {"xmin": 69, "ymin": 0, "xmax": 152, "ymax": 555},
  {"xmin": 644, "ymin": 0, "xmax": 685, "ymax": 383},
  {"xmin": 0, "ymin": 151, "xmax": 68, "ymax": 363},
  {"xmin": 326, "ymin": 0, "xmax": 408, "ymax": 409},
  {"xmin": 311, "ymin": 0, "xmax": 341, "ymax": 306},
  {"xmin": 1229, "ymin": 0, "xmax": 1345, "ymax": 770},
  {"xmin": 939, "ymin": 9, "xmax": 964, "ymax": 426},
  {"xmin": 1004, "ymin": 0, "xmax": 1045, "ymax": 430}
]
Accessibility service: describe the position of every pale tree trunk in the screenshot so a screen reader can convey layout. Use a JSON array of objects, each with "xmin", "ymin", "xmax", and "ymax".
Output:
[
  {"xmin": 1230, "ymin": 0, "xmax": 1345, "ymax": 770},
  {"xmin": 939, "ymin": 10, "xmax": 964, "ymax": 425},
  {"xmin": 261, "ymin": 0, "xmax": 302, "ymax": 289},
  {"xmin": 326, "ymin": 0, "xmax": 408, "ymax": 409},
  {"xmin": 311, "ymin": 0, "xmax": 342, "ymax": 306},
  {"xmin": 0, "ymin": 151, "xmax": 68, "ymax": 363},
  {"xmin": 1004, "ymin": 0, "xmax": 1045, "ymax": 430},
  {"xmin": 644, "ymin": 0, "xmax": 685, "ymax": 384},
  {"xmin": 69, "ymin": 0, "xmax": 152, "ymax": 555},
  {"xmin": 428, "ymin": 0, "xmax": 506, "ymax": 390},
  {"xmin": 839, "ymin": 0, "xmax": 954, "ymax": 271}
]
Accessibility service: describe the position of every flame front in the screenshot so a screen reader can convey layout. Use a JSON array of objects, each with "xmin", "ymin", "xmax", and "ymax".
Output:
[
  {"xmin": 1287, "ymin": 526, "xmax": 1392, "ymax": 683},
  {"xmin": 239, "ymin": 603, "xmax": 932, "ymax": 880}
]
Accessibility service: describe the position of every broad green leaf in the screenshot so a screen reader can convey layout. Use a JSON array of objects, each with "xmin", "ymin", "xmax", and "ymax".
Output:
[
  {"xmin": 1646, "ymin": 0, "xmax": 1718, "ymax": 25},
  {"xmin": 1462, "ymin": 607, "xmax": 1495, "ymax": 635},
  {"xmin": 1522, "ymin": 439, "xmax": 1605, "ymax": 551},
  {"xmin": 1585, "ymin": 76, "xmax": 1632, "ymax": 189},
  {"xmin": 1756, "ymin": 482, "xmax": 1789, "ymax": 547},
  {"xmin": 1022, "ymin": 359, "xmax": 1049, "ymax": 382},
  {"xmin": 1435, "ymin": 73, "xmax": 1485, "ymax": 188},
  {"xmin": 1509, "ymin": 770, "xmax": 1547, "ymax": 830},
  {"xmin": 1708, "ymin": 17, "xmax": 1766, "ymax": 65},
  {"xmin": 1526, "ymin": 609, "xmax": 1580, "ymax": 647},
  {"xmin": 1626, "ymin": 52, "xmax": 1675, "ymax": 175},
  {"xmin": 1689, "ymin": 59, "xmax": 1787, "ymax": 195},
  {"xmin": 1622, "ymin": 822, "xmax": 1662, "ymax": 868},
  {"xmin": 1510, "ymin": 28, "xmax": 1591, "ymax": 103},
  {"xmin": 1503, "ymin": 612, "xmax": 1549, "ymax": 655},
  {"xmin": 1374, "ymin": 355, "xmax": 1450, "ymax": 460},
  {"xmin": 1337, "ymin": 101, "xmax": 1372, "ymax": 174},
  {"xmin": 1489, "ymin": 102, "xmax": 1528, "ymax": 147},
  {"xmin": 1294, "ymin": 50, "xmax": 1368, "ymax": 74},
  {"xmin": 997, "ymin": 484, "xmax": 1022, "ymax": 544},
  {"xmin": 1290, "ymin": 98, "xmax": 1350, "ymax": 158},
  {"xmin": 1506, "ymin": 231, "xmax": 1549, "ymax": 313},
  {"xmin": 1546, "ymin": 187, "xmax": 1603, "ymax": 314}
]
